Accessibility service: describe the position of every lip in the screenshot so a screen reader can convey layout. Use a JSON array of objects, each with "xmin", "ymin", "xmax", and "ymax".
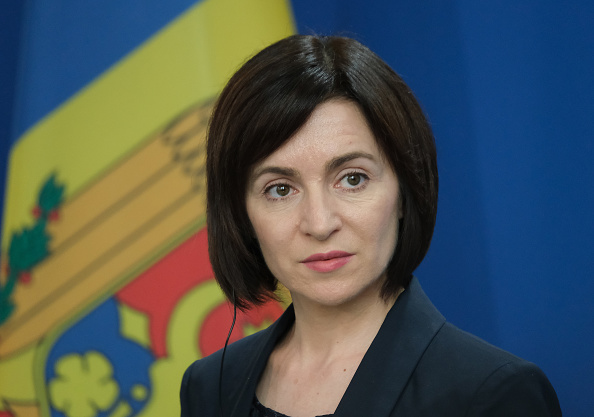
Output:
[{"xmin": 300, "ymin": 251, "xmax": 353, "ymax": 273}]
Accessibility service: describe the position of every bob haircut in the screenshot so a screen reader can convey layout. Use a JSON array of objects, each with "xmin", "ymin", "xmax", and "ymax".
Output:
[{"xmin": 207, "ymin": 35, "xmax": 438, "ymax": 310}]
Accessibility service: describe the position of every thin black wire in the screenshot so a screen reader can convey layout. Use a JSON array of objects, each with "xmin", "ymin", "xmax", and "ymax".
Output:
[{"xmin": 219, "ymin": 290, "xmax": 237, "ymax": 417}]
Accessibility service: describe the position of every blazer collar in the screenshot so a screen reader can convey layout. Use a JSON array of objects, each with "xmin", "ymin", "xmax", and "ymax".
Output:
[
  {"xmin": 334, "ymin": 277, "xmax": 446, "ymax": 416},
  {"xmin": 229, "ymin": 304, "xmax": 296, "ymax": 416},
  {"xmin": 229, "ymin": 277, "xmax": 445, "ymax": 417}
]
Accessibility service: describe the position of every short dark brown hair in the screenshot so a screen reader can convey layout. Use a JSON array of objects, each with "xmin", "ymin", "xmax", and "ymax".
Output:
[{"xmin": 207, "ymin": 35, "xmax": 438, "ymax": 310}]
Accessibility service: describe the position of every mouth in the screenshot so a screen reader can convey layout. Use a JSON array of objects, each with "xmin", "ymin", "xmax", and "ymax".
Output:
[{"xmin": 300, "ymin": 251, "xmax": 353, "ymax": 273}]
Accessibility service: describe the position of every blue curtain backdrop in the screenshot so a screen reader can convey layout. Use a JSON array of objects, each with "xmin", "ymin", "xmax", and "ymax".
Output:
[{"xmin": 1, "ymin": 1, "xmax": 592, "ymax": 416}]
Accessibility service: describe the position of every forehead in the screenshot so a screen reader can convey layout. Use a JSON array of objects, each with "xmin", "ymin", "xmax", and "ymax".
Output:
[{"xmin": 252, "ymin": 99, "xmax": 383, "ymax": 171}]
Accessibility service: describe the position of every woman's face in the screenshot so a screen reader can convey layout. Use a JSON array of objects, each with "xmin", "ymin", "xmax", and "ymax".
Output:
[{"xmin": 245, "ymin": 99, "xmax": 402, "ymax": 309}]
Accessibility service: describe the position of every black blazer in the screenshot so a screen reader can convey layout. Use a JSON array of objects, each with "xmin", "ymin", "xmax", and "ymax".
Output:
[{"xmin": 180, "ymin": 278, "xmax": 562, "ymax": 416}]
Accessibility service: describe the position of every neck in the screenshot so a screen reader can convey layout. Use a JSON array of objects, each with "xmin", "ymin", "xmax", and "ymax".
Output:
[
  {"xmin": 287, "ymin": 288, "xmax": 401, "ymax": 361},
  {"xmin": 255, "ymin": 286, "xmax": 403, "ymax": 415}
]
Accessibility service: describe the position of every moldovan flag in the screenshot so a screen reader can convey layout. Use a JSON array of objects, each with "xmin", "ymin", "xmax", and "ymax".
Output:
[{"xmin": 0, "ymin": 2, "xmax": 292, "ymax": 416}]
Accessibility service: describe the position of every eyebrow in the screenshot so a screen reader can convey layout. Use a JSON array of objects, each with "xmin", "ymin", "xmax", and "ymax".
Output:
[
  {"xmin": 325, "ymin": 151, "xmax": 377, "ymax": 172},
  {"xmin": 250, "ymin": 151, "xmax": 377, "ymax": 183},
  {"xmin": 250, "ymin": 166, "xmax": 300, "ymax": 182}
]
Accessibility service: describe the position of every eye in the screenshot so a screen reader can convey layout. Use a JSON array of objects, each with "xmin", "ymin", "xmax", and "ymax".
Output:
[
  {"xmin": 340, "ymin": 172, "xmax": 368, "ymax": 189},
  {"xmin": 265, "ymin": 184, "xmax": 293, "ymax": 199}
]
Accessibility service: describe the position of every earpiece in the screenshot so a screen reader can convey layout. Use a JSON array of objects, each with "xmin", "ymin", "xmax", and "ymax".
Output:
[{"xmin": 218, "ymin": 290, "xmax": 237, "ymax": 417}]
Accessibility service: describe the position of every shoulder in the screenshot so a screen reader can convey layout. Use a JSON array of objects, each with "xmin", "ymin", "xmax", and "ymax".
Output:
[
  {"xmin": 382, "ymin": 278, "xmax": 561, "ymax": 415},
  {"xmin": 427, "ymin": 322, "xmax": 521, "ymax": 372},
  {"xmin": 184, "ymin": 327, "xmax": 268, "ymax": 377},
  {"xmin": 409, "ymin": 322, "xmax": 562, "ymax": 416},
  {"xmin": 179, "ymin": 305, "xmax": 296, "ymax": 417},
  {"xmin": 179, "ymin": 330, "xmax": 269, "ymax": 417},
  {"xmin": 466, "ymin": 358, "xmax": 563, "ymax": 416}
]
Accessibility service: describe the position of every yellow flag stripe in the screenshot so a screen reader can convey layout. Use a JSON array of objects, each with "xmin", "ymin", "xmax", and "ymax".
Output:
[{"xmin": 2, "ymin": 0, "xmax": 294, "ymax": 248}]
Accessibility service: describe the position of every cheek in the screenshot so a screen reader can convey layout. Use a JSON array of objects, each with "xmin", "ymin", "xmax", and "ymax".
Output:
[
  {"xmin": 364, "ymin": 194, "xmax": 401, "ymax": 250},
  {"xmin": 249, "ymin": 221, "xmax": 278, "ymax": 274},
  {"xmin": 249, "ymin": 214, "xmax": 294, "ymax": 259}
]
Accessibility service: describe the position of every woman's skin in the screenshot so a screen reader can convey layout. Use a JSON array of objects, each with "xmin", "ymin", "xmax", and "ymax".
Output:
[{"xmin": 246, "ymin": 99, "xmax": 403, "ymax": 417}]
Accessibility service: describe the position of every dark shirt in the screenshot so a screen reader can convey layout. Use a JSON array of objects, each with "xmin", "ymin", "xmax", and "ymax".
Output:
[{"xmin": 251, "ymin": 397, "xmax": 333, "ymax": 417}]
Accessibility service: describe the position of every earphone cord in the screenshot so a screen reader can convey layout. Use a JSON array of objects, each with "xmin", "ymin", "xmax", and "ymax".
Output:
[{"xmin": 219, "ymin": 290, "xmax": 237, "ymax": 417}]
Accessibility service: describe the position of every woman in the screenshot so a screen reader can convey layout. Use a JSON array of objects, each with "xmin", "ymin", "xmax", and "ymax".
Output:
[{"xmin": 180, "ymin": 35, "xmax": 561, "ymax": 417}]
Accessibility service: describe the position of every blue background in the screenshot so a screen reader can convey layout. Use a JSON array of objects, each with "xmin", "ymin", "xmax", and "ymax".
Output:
[{"xmin": 1, "ymin": 1, "xmax": 593, "ymax": 415}]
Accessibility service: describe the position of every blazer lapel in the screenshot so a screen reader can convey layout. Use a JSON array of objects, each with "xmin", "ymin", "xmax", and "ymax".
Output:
[
  {"xmin": 228, "ymin": 304, "xmax": 296, "ymax": 417},
  {"xmin": 334, "ymin": 277, "xmax": 446, "ymax": 417}
]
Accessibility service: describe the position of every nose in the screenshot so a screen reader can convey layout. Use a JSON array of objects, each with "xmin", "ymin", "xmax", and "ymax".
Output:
[{"xmin": 299, "ymin": 191, "xmax": 342, "ymax": 240}]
